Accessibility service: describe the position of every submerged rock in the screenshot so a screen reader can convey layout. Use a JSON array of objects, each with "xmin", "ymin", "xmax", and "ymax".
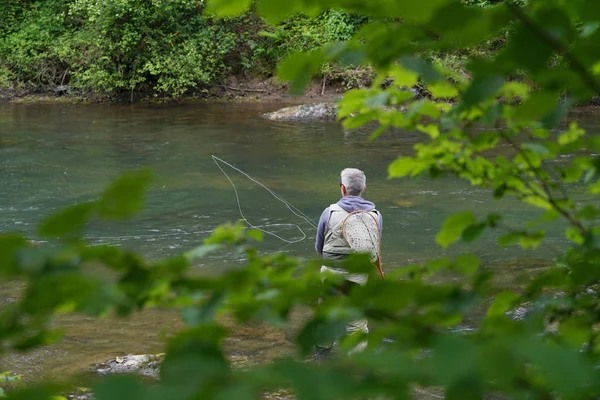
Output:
[
  {"xmin": 89, "ymin": 354, "xmax": 164, "ymax": 380},
  {"xmin": 263, "ymin": 103, "xmax": 337, "ymax": 121}
]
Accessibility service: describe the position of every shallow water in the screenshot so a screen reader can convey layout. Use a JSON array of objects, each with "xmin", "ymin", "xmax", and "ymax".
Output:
[{"xmin": 1, "ymin": 102, "xmax": 599, "ymax": 380}]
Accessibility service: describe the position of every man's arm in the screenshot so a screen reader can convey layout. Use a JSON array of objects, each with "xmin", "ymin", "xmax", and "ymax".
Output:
[{"xmin": 315, "ymin": 207, "xmax": 330, "ymax": 255}]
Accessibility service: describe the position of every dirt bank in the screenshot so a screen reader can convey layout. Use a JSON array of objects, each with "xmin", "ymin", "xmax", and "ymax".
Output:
[{"xmin": 0, "ymin": 76, "xmax": 346, "ymax": 105}]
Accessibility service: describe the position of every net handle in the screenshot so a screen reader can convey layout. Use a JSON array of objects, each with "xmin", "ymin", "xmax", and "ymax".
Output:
[{"xmin": 341, "ymin": 211, "xmax": 385, "ymax": 279}]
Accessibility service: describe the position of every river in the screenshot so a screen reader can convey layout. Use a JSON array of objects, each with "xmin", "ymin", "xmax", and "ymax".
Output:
[{"xmin": 1, "ymin": 102, "xmax": 598, "ymax": 381}]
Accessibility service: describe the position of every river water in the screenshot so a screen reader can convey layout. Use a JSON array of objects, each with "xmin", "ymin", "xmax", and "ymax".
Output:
[{"xmin": 1, "ymin": 102, "xmax": 599, "ymax": 381}]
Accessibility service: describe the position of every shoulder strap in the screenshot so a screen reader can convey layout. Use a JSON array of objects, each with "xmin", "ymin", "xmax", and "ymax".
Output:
[{"xmin": 329, "ymin": 203, "xmax": 344, "ymax": 212}]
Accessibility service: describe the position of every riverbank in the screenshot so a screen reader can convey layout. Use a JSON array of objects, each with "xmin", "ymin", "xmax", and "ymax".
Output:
[{"xmin": 0, "ymin": 76, "xmax": 347, "ymax": 105}]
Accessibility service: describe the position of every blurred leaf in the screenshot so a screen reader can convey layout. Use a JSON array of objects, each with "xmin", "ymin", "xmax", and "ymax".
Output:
[
  {"xmin": 429, "ymin": 81, "xmax": 459, "ymax": 98},
  {"xmin": 462, "ymin": 75, "xmax": 504, "ymax": 106},
  {"xmin": 462, "ymin": 222, "xmax": 486, "ymax": 243},
  {"xmin": 97, "ymin": 169, "xmax": 152, "ymax": 220},
  {"xmin": 522, "ymin": 143, "xmax": 551, "ymax": 157},
  {"xmin": 94, "ymin": 376, "xmax": 146, "ymax": 400},
  {"xmin": 559, "ymin": 122, "xmax": 585, "ymax": 145},
  {"xmin": 499, "ymin": 230, "xmax": 545, "ymax": 249},
  {"xmin": 559, "ymin": 316, "xmax": 592, "ymax": 348},
  {"xmin": 38, "ymin": 202, "xmax": 94, "ymax": 238},
  {"xmin": 388, "ymin": 65, "xmax": 418, "ymax": 87},
  {"xmin": 185, "ymin": 244, "xmax": 222, "ymax": 260},
  {"xmin": 0, "ymin": 235, "xmax": 29, "ymax": 276},
  {"xmin": 565, "ymin": 227, "xmax": 584, "ymax": 244},
  {"xmin": 400, "ymin": 56, "xmax": 442, "ymax": 83},
  {"xmin": 436, "ymin": 211, "xmax": 476, "ymax": 248},
  {"xmin": 246, "ymin": 229, "xmax": 264, "ymax": 242},
  {"xmin": 486, "ymin": 291, "xmax": 519, "ymax": 319},
  {"xmin": 452, "ymin": 253, "xmax": 480, "ymax": 275},
  {"xmin": 388, "ymin": 157, "xmax": 416, "ymax": 178},
  {"xmin": 296, "ymin": 318, "xmax": 348, "ymax": 356},
  {"xmin": 206, "ymin": 0, "xmax": 251, "ymax": 16},
  {"xmin": 364, "ymin": 91, "xmax": 389, "ymax": 108},
  {"xmin": 256, "ymin": 0, "xmax": 302, "ymax": 23},
  {"xmin": 277, "ymin": 51, "xmax": 325, "ymax": 95},
  {"xmin": 513, "ymin": 92, "xmax": 558, "ymax": 122}
]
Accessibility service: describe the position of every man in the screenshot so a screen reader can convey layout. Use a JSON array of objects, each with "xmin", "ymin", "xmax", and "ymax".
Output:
[
  {"xmin": 314, "ymin": 168, "xmax": 382, "ymax": 353},
  {"xmin": 316, "ymin": 167, "xmax": 383, "ymax": 264}
]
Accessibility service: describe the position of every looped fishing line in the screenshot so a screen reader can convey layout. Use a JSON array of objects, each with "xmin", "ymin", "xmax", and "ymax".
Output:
[{"xmin": 212, "ymin": 155, "xmax": 317, "ymax": 244}]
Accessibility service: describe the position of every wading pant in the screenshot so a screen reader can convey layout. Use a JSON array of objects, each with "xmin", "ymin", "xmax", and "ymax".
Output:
[{"xmin": 320, "ymin": 265, "xmax": 368, "ymax": 354}]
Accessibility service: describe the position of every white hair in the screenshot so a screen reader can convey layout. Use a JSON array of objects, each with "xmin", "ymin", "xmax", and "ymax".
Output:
[{"xmin": 341, "ymin": 168, "xmax": 366, "ymax": 196}]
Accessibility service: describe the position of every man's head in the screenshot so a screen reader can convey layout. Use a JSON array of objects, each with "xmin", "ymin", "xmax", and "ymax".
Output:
[{"xmin": 340, "ymin": 168, "xmax": 366, "ymax": 197}]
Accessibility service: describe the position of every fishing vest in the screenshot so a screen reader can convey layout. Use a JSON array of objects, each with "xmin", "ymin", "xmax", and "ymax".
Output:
[{"xmin": 322, "ymin": 203, "xmax": 380, "ymax": 256}]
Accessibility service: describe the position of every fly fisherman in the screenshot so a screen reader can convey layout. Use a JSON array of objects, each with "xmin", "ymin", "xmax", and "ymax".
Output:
[{"xmin": 315, "ymin": 168, "xmax": 383, "ymax": 354}]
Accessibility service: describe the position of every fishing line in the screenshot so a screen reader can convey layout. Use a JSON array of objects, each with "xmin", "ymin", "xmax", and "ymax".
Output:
[{"xmin": 212, "ymin": 155, "xmax": 317, "ymax": 244}]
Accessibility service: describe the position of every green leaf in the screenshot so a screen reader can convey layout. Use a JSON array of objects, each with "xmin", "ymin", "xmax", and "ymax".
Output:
[
  {"xmin": 522, "ymin": 143, "xmax": 551, "ymax": 157},
  {"xmin": 246, "ymin": 229, "xmax": 264, "ymax": 242},
  {"xmin": 0, "ymin": 235, "xmax": 29, "ymax": 276},
  {"xmin": 0, "ymin": 372, "xmax": 21, "ymax": 383},
  {"xmin": 94, "ymin": 376, "xmax": 147, "ymax": 400},
  {"xmin": 342, "ymin": 110, "xmax": 378, "ymax": 129},
  {"xmin": 559, "ymin": 316, "xmax": 592, "ymax": 348},
  {"xmin": 388, "ymin": 157, "xmax": 416, "ymax": 178},
  {"xmin": 522, "ymin": 196, "xmax": 553, "ymax": 210},
  {"xmin": 388, "ymin": 65, "xmax": 418, "ymax": 87},
  {"xmin": 461, "ymin": 223, "xmax": 486, "ymax": 243},
  {"xmin": 392, "ymin": 0, "xmax": 452, "ymax": 21},
  {"xmin": 364, "ymin": 92, "xmax": 389, "ymax": 108},
  {"xmin": 185, "ymin": 244, "xmax": 222, "ymax": 260},
  {"xmin": 558, "ymin": 122, "xmax": 585, "ymax": 145},
  {"xmin": 499, "ymin": 230, "xmax": 545, "ymax": 249},
  {"xmin": 206, "ymin": 0, "xmax": 251, "ymax": 17},
  {"xmin": 486, "ymin": 291, "xmax": 519, "ymax": 319},
  {"xmin": 462, "ymin": 75, "xmax": 504, "ymax": 106},
  {"xmin": 526, "ymin": 209, "xmax": 560, "ymax": 228},
  {"xmin": 513, "ymin": 92, "xmax": 558, "ymax": 122},
  {"xmin": 577, "ymin": 205, "xmax": 600, "ymax": 221},
  {"xmin": 97, "ymin": 169, "xmax": 152, "ymax": 220},
  {"xmin": 277, "ymin": 51, "xmax": 325, "ymax": 95},
  {"xmin": 498, "ymin": 232, "xmax": 523, "ymax": 247},
  {"xmin": 436, "ymin": 211, "xmax": 477, "ymax": 248},
  {"xmin": 452, "ymin": 253, "xmax": 480, "ymax": 275},
  {"xmin": 417, "ymin": 124, "xmax": 440, "ymax": 139},
  {"xmin": 400, "ymin": 56, "xmax": 442, "ymax": 83},
  {"xmin": 368, "ymin": 125, "xmax": 388, "ymax": 141},
  {"xmin": 38, "ymin": 202, "xmax": 95, "ymax": 238},
  {"xmin": 565, "ymin": 227, "xmax": 584, "ymax": 244},
  {"xmin": 296, "ymin": 318, "xmax": 348, "ymax": 356},
  {"xmin": 256, "ymin": 0, "xmax": 302, "ymax": 23},
  {"xmin": 429, "ymin": 81, "xmax": 459, "ymax": 98}
]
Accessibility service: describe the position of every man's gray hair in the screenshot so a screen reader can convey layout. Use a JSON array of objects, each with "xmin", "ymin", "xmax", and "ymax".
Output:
[{"xmin": 341, "ymin": 168, "xmax": 366, "ymax": 196}]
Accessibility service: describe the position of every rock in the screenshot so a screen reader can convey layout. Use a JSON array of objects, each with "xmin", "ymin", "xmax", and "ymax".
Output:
[
  {"xmin": 88, "ymin": 354, "xmax": 164, "ymax": 380},
  {"xmin": 53, "ymin": 85, "xmax": 70, "ymax": 94},
  {"xmin": 263, "ymin": 103, "xmax": 337, "ymax": 121},
  {"xmin": 66, "ymin": 387, "xmax": 94, "ymax": 400},
  {"xmin": 507, "ymin": 306, "xmax": 530, "ymax": 321}
]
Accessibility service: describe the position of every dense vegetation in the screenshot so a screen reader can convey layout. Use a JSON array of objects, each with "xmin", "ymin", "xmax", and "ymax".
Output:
[
  {"xmin": 0, "ymin": 0, "xmax": 369, "ymax": 99},
  {"xmin": 0, "ymin": 0, "xmax": 522, "ymax": 100},
  {"xmin": 5, "ymin": 0, "xmax": 600, "ymax": 399}
]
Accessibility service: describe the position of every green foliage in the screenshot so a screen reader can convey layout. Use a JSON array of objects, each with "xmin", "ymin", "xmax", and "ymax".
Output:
[
  {"xmin": 7, "ymin": 0, "xmax": 600, "ymax": 400},
  {"xmin": 0, "ymin": 1, "xmax": 369, "ymax": 97}
]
